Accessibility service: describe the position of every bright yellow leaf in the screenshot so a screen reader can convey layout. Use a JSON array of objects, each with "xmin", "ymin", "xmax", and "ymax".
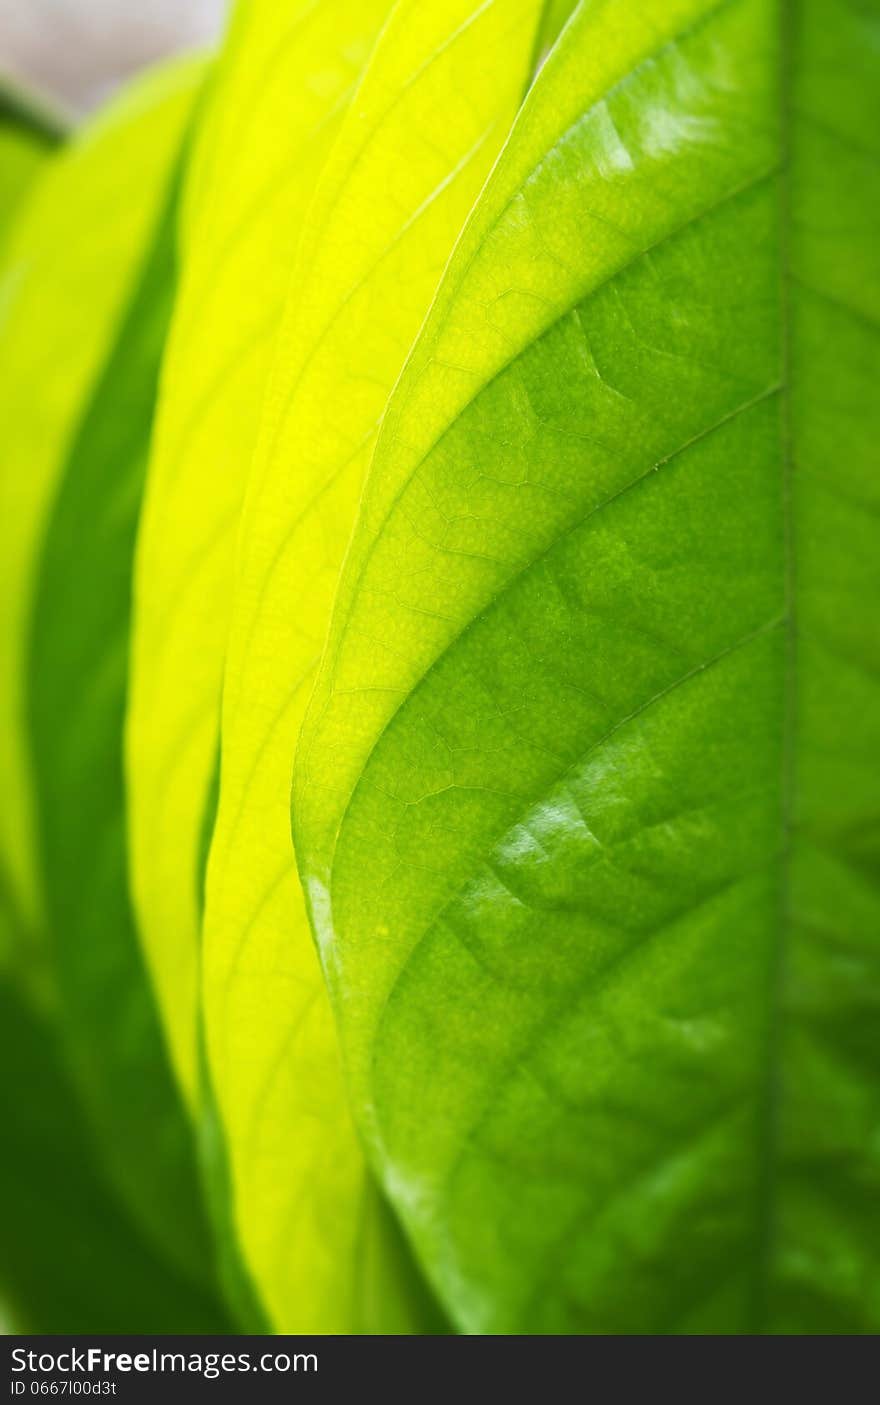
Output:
[
  {"xmin": 202, "ymin": 0, "xmax": 551, "ymax": 1334},
  {"xmin": 126, "ymin": 0, "xmax": 391, "ymax": 1110}
]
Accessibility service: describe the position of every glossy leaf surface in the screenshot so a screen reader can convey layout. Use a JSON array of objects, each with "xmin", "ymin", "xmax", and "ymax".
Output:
[{"xmin": 295, "ymin": 0, "xmax": 880, "ymax": 1333}]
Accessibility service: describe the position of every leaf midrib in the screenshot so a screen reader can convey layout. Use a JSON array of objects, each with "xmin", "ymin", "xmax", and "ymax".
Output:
[
  {"xmin": 300, "ymin": 0, "xmax": 740, "ymax": 809},
  {"xmin": 319, "ymin": 166, "xmax": 779, "ymax": 897}
]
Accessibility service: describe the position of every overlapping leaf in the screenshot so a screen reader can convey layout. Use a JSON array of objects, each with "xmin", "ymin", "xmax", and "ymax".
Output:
[
  {"xmin": 0, "ymin": 55, "xmax": 202, "ymax": 972},
  {"xmin": 201, "ymin": 0, "xmax": 557, "ymax": 1333},
  {"xmin": 294, "ymin": 0, "xmax": 880, "ymax": 1332},
  {"xmin": 3, "ymin": 0, "xmax": 874, "ymax": 1340},
  {"xmin": 0, "ymin": 56, "xmax": 219, "ymax": 1296},
  {"xmin": 0, "ymin": 977, "xmax": 225, "ymax": 1333},
  {"xmin": 127, "ymin": 0, "xmax": 396, "ymax": 1116}
]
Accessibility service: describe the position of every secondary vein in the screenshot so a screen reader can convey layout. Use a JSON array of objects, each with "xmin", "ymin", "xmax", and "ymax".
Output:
[{"xmin": 752, "ymin": 0, "xmax": 797, "ymax": 1336}]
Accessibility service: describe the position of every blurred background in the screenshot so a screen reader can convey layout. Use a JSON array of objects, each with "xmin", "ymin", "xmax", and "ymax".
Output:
[
  {"xmin": 0, "ymin": 0, "xmax": 227, "ymax": 119},
  {"xmin": 0, "ymin": 0, "xmax": 230, "ymax": 1336}
]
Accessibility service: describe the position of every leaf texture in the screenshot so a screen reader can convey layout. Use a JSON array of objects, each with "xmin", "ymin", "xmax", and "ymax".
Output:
[
  {"xmin": 294, "ymin": 0, "xmax": 880, "ymax": 1333},
  {"xmin": 126, "ymin": 0, "xmax": 395, "ymax": 1114},
  {"xmin": 201, "ymin": 0, "xmax": 553, "ymax": 1331}
]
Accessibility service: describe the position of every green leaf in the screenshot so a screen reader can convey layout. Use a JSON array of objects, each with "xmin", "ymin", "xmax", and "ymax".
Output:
[
  {"xmin": 127, "ymin": 0, "xmax": 395, "ymax": 1116},
  {"xmin": 0, "ymin": 131, "xmax": 46, "ymax": 238},
  {"xmin": 530, "ymin": 0, "xmax": 581, "ymax": 72},
  {"xmin": 0, "ymin": 135, "xmax": 52, "ymax": 243},
  {"xmin": 126, "ymin": 0, "xmax": 419, "ymax": 1332},
  {"xmin": 0, "ymin": 57, "xmax": 215, "ymax": 1292},
  {"xmin": 0, "ymin": 55, "xmax": 204, "ymax": 979},
  {"xmin": 294, "ymin": 0, "xmax": 880, "ymax": 1333},
  {"xmin": 26, "ymin": 162, "xmax": 221, "ymax": 1296},
  {"xmin": 0, "ymin": 75, "xmax": 65, "ymax": 239},
  {"xmin": 0, "ymin": 978, "xmax": 226, "ymax": 1333},
  {"xmin": 200, "ymin": 0, "xmax": 552, "ymax": 1331}
]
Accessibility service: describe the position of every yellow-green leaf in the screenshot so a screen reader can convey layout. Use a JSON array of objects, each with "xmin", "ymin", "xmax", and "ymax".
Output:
[
  {"xmin": 126, "ymin": 0, "xmax": 394, "ymax": 1115},
  {"xmin": 0, "ymin": 55, "xmax": 203, "ymax": 988},
  {"xmin": 294, "ymin": 0, "xmax": 880, "ymax": 1333},
  {"xmin": 202, "ymin": 0, "xmax": 552, "ymax": 1334},
  {"xmin": 0, "ymin": 81, "xmax": 62, "ymax": 241},
  {"xmin": 0, "ymin": 54, "xmax": 223, "ymax": 1304}
]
